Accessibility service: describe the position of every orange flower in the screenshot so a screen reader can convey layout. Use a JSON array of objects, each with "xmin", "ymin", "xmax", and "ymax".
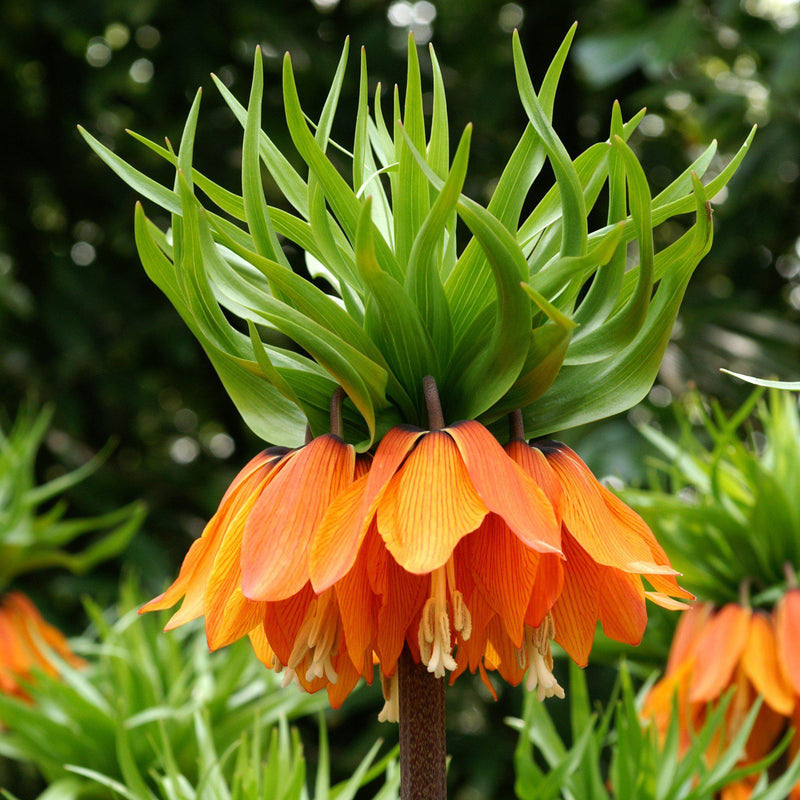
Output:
[
  {"xmin": 645, "ymin": 600, "xmax": 799, "ymax": 797},
  {"xmin": 307, "ymin": 421, "xmax": 563, "ymax": 699},
  {"xmin": 143, "ymin": 405, "xmax": 687, "ymax": 718},
  {"xmin": 522, "ymin": 439, "xmax": 691, "ymax": 665},
  {"xmin": 0, "ymin": 592, "xmax": 84, "ymax": 700},
  {"xmin": 142, "ymin": 438, "xmax": 370, "ymax": 707}
]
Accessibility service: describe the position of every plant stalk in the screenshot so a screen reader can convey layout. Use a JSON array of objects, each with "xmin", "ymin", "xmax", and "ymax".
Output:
[{"xmin": 398, "ymin": 646, "xmax": 447, "ymax": 799}]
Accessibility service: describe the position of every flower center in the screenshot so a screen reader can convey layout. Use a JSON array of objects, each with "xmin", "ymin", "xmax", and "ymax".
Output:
[
  {"xmin": 286, "ymin": 591, "xmax": 340, "ymax": 685},
  {"xmin": 417, "ymin": 559, "xmax": 472, "ymax": 678},
  {"xmin": 517, "ymin": 614, "xmax": 565, "ymax": 701}
]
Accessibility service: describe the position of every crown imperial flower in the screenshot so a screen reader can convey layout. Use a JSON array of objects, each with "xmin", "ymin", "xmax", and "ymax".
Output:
[{"xmin": 83, "ymin": 23, "xmax": 748, "ymax": 793}]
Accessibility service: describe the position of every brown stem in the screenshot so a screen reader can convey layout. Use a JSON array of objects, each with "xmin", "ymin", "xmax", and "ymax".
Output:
[
  {"xmin": 739, "ymin": 577, "xmax": 751, "ymax": 608},
  {"xmin": 509, "ymin": 409, "xmax": 526, "ymax": 442},
  {"xmin": 398, "ymin": 647, "xmax": 447, "ymax": 800},
  {"xmin": 785, "ymin": 562, "xmax": 798, "ymax": 590},
  {"xmin": 330, "ymin": 386, "xmax": 345, "ymax": 439},
  {"xmin": 423, "ymin": 376, "xmax": 445, "ymax": 431}
]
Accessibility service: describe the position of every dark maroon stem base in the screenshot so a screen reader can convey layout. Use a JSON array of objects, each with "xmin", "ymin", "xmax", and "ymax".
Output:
[{"xmin": 398, "ymin": 647, "xmax": 448, "ymax": 800}]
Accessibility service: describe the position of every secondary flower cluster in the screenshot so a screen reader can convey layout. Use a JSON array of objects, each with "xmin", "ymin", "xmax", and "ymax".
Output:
[
  {"xmin": 144, "ymin": 394, "xmax": 689, "ymax": 719},
  {"xmin": 644, "ymin": 595, "xmax": 800, "ymax": 800},
  {"xmin": 0, "ymin": 592, "xmax": 84, "ymax": 701}
]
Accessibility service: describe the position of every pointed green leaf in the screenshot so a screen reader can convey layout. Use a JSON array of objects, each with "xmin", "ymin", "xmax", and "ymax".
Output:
[{"xmin": 356, "ymin": 198, "xmax": 437, "ymax": 418}]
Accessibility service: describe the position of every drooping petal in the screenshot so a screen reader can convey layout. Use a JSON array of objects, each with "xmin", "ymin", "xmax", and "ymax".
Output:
[
  {"xmin": 261, "ymin": 584, "xmax": 316, "ymax": 666},
  {"xmin": 5, "ymin": 593, "xmax": 83, "ymax": 668},
  {"xmin": 141, "ymin": 450, "xmax": 285, "ymax": 621},
  {"xmin": 377, "ymin": 431, "xmax": 488, "ymax": 573},
  {"xmin": 327, "ymin": 651, "xmax": 364, "ymax": 709},
  {"xmin": 375, "ymin": 553, "xmax": 428, "ymax": 674},
  {"xmin": 505, "ymin": 439, "xmax": 563, "ymax": 523},
  {"xmin": 550, "ymin": 532, "xmax": 602, "ymax": 667},
  {"xmin": 525, "ymin": 553, "xmax": 564, "ymax": 629},
  {"xmin": 309, "ymin": 473, "xmax": 370, "ymax": 593},
  {"xmin": 741, "ymin": 612, "xmax": 794, "ymax": 716},
  {"xmin": 247, "ymin": 623, "xmax": 276, "ymax": 668},
  {"xmin": 448, "ymin": 422, "xmax": 560, "ymax": 554},
  {"xmin": 776, "ymin": 589, "xmax": 800, "ymax": 695},
  {"xmin": 666, "ymin": 602, "xmax": 713, "ymax": 676},
  {"xmin": 335, "ymin": 526, "xmax": 380, "ymax": 675},
  {"xmin": 242, "ymin": 435, "xmax": 355, "ymax": 602},
  {"xmin": 689, "ymin": 603, "xmax": 751, "ymax": 704},
  {"xmin": 465, "ymin": 514, "xmax": 539, "ymax": 648},
  {"xmin": 743, "ymin": 695, "xmax": 786, "ymax": 761},
  {"xmin": 602, "ymin": 486, "xmax": 693, "ymax": 600},
  {"xmin": 598, "ymin": 568, "xmax": 647, "ymax": 646},
  {"xmin": 484, "ymin": 615, "xmax": 526, "ymax": 687},
  {"xmin": 539, "ymin": 441, "xmax": 676, "ymax": 575}
]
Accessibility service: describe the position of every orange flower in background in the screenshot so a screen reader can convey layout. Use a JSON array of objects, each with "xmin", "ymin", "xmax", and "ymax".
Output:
[
  {"xmin": 645, "ymin": 598, "xmax": 800, "ymax": 799},
  {"xmin": 0, "ymin": 592, "xmax": 84, "ymax": 700},
  {"xmin": 142, "ymin": 387, "xmax": 689, "ymax": 719}
]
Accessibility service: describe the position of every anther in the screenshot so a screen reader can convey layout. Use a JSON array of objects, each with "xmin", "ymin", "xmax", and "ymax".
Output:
[{"xmin": 521, "ymin": 614, "xmax": 565, "ymax": 702}]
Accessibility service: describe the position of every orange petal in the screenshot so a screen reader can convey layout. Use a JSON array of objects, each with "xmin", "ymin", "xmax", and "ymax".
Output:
[
  {"xmin": 689, "ymin": 604, "xmax": 751, "ymax": 703},
  {"xmin": 484, "ymin": 615, "xmax": 525, "ymax": 686},
  {"xmin": 598, "ymin": 569, "xmax": 647, "ymax": 646},
  {"xmin": 448, "ymin": 422, "xmax": 560, "ymax": 554},
  {"xmin": 327, "ymin": 651, "xmax": 363, "ymax": 709},
  {"xmin": 525, "ymin": 553, "xmax": 564, "ymax": 629},
  {"xmin": 744, "ymin": 690, "xmax": 786, "ymax": 761},
  {"xmin": 602, "ymin": 486, "xmax": 692, "ymax": 600},
  {"xmin": 247, "ymin": 623, "xmax": 275, "ymax": 668},
  {"xmin": 776, "ymin": 589, "xmax": 800, "ymax": 695},
  {"xmin": 309, "ymin": 473, "xmax": 370, "ymax": 593},
  {"xmin": 377, "ymin": 431, "xmax": 488, "ymax": 573},
  {"xmin": 242, "ymin": 435, "xmax": 355, "ymax": 601},
  {"xmin": 261, "ymin": 584, "xmax": 315, "ymax": 666},
  {"xmin": 540, "ymin": 441, "xmax": 675, "ymax": 575},
  {"xmin": 203, "ymin": 473, "xmax": 272, "ymax": 647},
  {"xmin": 741, "ymin": 611, "xmax": 795, "ymax": 716},
  {"xmin": 5, "ymin": 593, "xmax": 83, "ymax": 668},
  {"xmin": 465, "ymin": 515, "xmax": 539, "ymax": 648},
  {"xmin": 375, "ymin": 553, "xmax": 428, "ymax": 674},
  {"xmin": 666, "ymin": 602, "xmax": 714, "ymax": 676},
  {"xmin": 551, "ymin": 532, "xmax": 602, "ymax": 667},
  {"xmin": 505, "ymin": 439, "xmax": 563, "ymax": 523},
  {"xmin": 335, "ymin": 535, "xmax": 379, "ymax": 675},
  {"xmin": 360, "ymin": 424, "xmax": 425, "ymax": 519},
  {"xmin": 643, "ymin": 656, "xmax": 695, "ymax": 735},
  {"xmin": 646, "ymin": 592, "xmax": 691, "ymax": 610},
  {"xmin": 141, "ymin": 451, "xmax": 284, "ymax": 620}
]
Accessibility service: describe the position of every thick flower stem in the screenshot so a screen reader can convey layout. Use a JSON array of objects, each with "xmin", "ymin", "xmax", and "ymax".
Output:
[{"xmin": 398, "ymin": 646, "xmax": 447, "ymax": 800}]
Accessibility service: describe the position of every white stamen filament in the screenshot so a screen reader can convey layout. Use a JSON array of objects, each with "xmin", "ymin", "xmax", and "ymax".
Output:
[{"xmin": 520, "ymin": 614, "xmax": 565, "ymax": 701}]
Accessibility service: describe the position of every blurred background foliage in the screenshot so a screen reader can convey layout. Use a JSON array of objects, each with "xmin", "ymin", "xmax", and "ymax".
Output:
[{"xmin": 1, "ymin": 0, "xmax": 799, "ymax": 798}]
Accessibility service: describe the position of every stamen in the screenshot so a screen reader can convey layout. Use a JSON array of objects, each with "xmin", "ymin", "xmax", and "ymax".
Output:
[
  {"xmin": 452, "ymin": 590, "xmax": 472, "ymax": 641},
  {"xmin": 417, "ymin": 561, "xmax": 470, "ymax": 678},
  {"xmin": 286, "ymin": 593, "xmax": 340, "ymax": 685},
  {"xmin": 378, "ymin": 672, "xmax": 399, "ymax": 723},
  {"xmin": 521, "ymin": 614, "xmax": 565, "ymax": 701},
  {"xmin": 281, "ymin": 667, "xmax": 300, "ymax": 688}
]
